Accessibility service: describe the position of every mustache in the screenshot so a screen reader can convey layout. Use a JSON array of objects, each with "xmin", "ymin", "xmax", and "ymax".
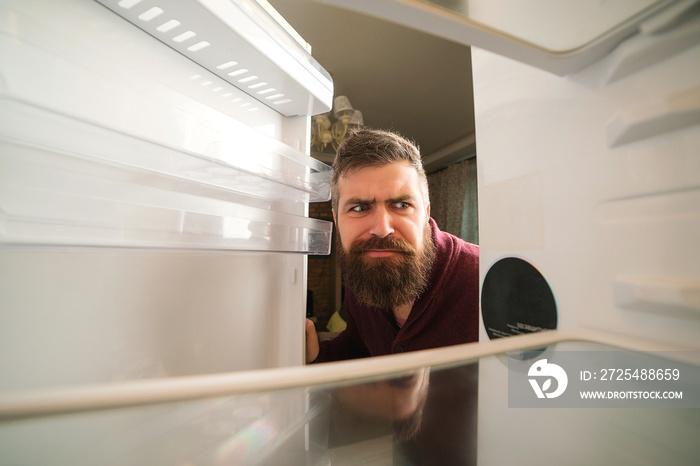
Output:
[{"xmin": 348, "ymin": 236, "xmax": 416, "ymax": 255}]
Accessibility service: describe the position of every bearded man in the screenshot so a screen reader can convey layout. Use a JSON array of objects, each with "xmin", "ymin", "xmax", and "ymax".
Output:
[{"xmin": 306, "ymin": 128, "xmax": 479, "ymax": 363}]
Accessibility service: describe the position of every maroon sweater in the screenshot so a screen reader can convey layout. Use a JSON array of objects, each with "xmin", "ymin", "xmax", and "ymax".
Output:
[{"xmin": 318, "ymin": 218, "xmax": 479, "ymax": 362}]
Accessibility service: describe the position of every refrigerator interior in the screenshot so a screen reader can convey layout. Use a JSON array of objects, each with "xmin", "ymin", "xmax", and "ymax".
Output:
[
  {"xmin": 1, "ymin": 0, "xmax": 333, "ymax": 463},
  {"xmin": 2, "ymin": 0, "xmax": 700, "ymax": 464},
  {"xmin": 472, "ymin": 20, "xmax": 700, "ymax": 464}
]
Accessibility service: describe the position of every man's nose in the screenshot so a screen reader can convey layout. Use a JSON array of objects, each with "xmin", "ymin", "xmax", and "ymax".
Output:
[{"xmin": 369, "ymin": 207, "xmax": 395, "ymax": 238}]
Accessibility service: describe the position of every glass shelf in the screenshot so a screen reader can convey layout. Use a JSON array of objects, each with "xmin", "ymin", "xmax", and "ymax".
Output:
[
  {"xmin": 0, "ymin": 388, "xmax": 330, "ymax": 465},
  {"xmin": 1, "ymin": 332, "xmax": 697, "ymax": 464}
]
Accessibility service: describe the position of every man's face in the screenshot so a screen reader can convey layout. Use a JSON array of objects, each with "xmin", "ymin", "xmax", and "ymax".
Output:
[
  {"xmin": 333, "ymin": 161, "xmax": 433, "ymax": 309},
  {"xmin": 335, "ymin": 161, "xmax": 430, "ymax": 254}
]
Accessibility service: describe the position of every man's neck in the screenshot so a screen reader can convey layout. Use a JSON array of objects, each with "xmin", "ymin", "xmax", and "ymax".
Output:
[{"xmin": 393, "ymin": 301, "xmax": 413, "ymax": 322}]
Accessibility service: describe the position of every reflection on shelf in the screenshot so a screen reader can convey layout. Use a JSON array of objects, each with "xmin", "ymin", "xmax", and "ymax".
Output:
[{"xmin": 1, "ymin": 335, "xmax": 697, "ymax": 464}]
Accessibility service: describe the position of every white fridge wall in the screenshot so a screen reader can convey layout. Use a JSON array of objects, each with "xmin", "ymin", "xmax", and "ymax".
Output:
[
  {"xmin": 473, "ymin": 32, "xmax": 700, "ymax": 466},
  {"xmin": 0, "ymin": 250, "xmax": 305, "ymax": 391},
  {"xmin": 473, "ymin": 42, "xmax": 700, "ymax": 350}
]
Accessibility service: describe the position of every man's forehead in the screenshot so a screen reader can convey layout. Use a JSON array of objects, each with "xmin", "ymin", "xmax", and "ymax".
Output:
[{"xmin": 338, "ymin": 161, "xmax": 420, "ymax": 193}]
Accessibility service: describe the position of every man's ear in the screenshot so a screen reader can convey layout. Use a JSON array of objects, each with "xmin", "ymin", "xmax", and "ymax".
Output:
[
  {"xmin": 332, "ymin": 209, "xmax": 337, "ymax": 224},
  {"xmin": 426, "ymin": 203, "xmax": 431, "ymax": 221}
]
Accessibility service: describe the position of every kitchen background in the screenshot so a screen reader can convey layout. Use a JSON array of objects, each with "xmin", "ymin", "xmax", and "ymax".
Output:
[{"xmin": 267, "ymin": 0, "xmax": 480, "ymax": 332}]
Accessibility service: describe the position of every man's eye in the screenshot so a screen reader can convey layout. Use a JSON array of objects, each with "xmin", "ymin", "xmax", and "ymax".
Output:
[
  {"xmin": 394, "ymin": 202, "xmax": 410, "ymax": 209},
  {"xmin": 350, "ymin": 205, "xmax": 368, "ymax": 212}
]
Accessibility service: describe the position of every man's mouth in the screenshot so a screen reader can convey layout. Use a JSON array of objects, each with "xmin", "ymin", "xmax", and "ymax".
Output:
[
  {"xmin": 348, "ymin": 236, "xmax": 415, "ymax": 257},
  {"xmin": 364, "ymin": 249, "xmax": 399, "ymax": 258}
]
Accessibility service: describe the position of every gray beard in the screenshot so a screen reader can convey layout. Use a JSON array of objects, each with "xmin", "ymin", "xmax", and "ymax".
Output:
[{"xmin": 338, "ymin": 224, "xmax": 435, "ymax": 310}]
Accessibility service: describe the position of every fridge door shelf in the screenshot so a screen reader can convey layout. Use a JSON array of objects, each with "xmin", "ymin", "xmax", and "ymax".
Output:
[
  {"xmin": 95, "ymin": 0, "xmax": 333, "ymax": 117},
  {"xmin": 0, "ymin": 96, "xmax": 332, "ymax": 204},
  {"xmin": 0, "ymin": 137, "xmax": 333, "ymax": 254}
]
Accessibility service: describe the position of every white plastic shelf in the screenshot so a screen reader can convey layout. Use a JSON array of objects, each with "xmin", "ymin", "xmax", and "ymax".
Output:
[
  {"xmin": 0, "ymin": 0, "xmax": 332, "ymax": 203},
  {"xmin": 0, "ymin": 96, "xmax": 332, "ymax": 204},
  {"xmin": 95, "ymin": 0, "xmax": 333, "ymax": 117},
  {"xmin": 0, "ymin": 133, "xmax": 333, "ymax": 254},
  {"xmin": 0, "ymin": 0, "xmax": 333, "ymax": 253}
]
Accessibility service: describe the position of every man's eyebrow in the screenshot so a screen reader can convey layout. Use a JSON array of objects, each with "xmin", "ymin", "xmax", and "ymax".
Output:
[
  {"xmin": 387, "ymin": 194, "xmax": 415, "ymax": 203},
  {"xmin": 342, "ymin": 197, "xmax": 375, "ymax": 207},
  {"xmin": 341, "ymin": 194, "xmax": 416, "ymax": 208}
]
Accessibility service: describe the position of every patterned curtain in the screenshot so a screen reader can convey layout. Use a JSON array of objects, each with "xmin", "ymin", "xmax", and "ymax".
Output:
[{"xmin": 427, "ymin": 157, "xmax": 479, "ymax": 245}]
